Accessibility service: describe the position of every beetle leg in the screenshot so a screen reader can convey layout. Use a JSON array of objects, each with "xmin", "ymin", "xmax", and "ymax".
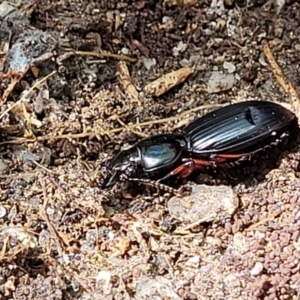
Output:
[
  {"xmin": 159, "ymin": 157, "xmax": 219, "ymax": 182},
  {"xmin": 157, "ymin": 159, "xmax": 195, "ymax": 182},
  {"xmin": 210, "ymin": 153, "xmax": 252, "ymax": 163},
  {"xmin": 159, "ymin": 158, "xmax": 212, "ymax": 181},
  {"xmin": 127, "ymin": 177, "xmax": 182, "ymax": 196},
  {"xmin": 191, "ymin": 158, "xmax": 217, "ymax": 168}
]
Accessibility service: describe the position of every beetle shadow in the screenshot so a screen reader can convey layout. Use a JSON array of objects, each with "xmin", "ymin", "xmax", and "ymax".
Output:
[{"xmin": 187, "ymin": 120, "xmax": 300, "ymax": 188}]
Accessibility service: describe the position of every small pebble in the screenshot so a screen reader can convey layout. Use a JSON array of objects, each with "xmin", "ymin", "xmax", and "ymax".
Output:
[
  {"xmin": 250, "ymin": 262, "xmax": 264, "ymax": 276},
  {"xmin": 168, "ymin": 185, "xmax": 239, "ymax": 224},
  {"xmin": 0, "ymin": 206, "xmax": 6, "ymax": 218},
  {"xmin": 206, "ymin": 71, "xmax": 235, "ymax": 93}
]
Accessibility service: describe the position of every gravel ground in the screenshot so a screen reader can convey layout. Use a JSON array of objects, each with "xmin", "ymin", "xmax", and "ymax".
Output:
[{"xmin": 1, "ymin": 0, "xmax": 300, "ymax": 299}]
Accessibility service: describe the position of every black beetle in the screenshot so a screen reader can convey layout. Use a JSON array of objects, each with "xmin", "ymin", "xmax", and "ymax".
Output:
[{"xmin": 101, "ymin": 101, "xmax": 296, "ymax": 190}]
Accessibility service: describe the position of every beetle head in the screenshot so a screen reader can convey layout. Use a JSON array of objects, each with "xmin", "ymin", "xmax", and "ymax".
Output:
[{"xmin": 101, "ymin": 147, "xmax": 140, "ymax": 189}]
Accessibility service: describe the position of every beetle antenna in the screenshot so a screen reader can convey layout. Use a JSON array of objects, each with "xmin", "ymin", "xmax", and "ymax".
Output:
[{"xmin": 127, "ymin": 177, "xmax": 182, "ymax": 196}]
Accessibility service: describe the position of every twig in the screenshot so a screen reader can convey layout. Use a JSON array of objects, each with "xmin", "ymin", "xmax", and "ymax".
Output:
[
  {"xmin": 73, "ymin": 274, "xmax": 94, "ymax": 296},
  {"xmin": 72, "ymin": 50, "xmax": 136, "ymax": 63},
  {"xmin": 0, "ymin": 70, "xmax": 57, "ymax": 121},
  {"xmin": 32, "ymin": 160, "xmax": 55, "ymax": 173},
  {"xmin": 244, "ymin": 213, "xmax": 276, "ymax": 232},
  {"xmin": 117, "ymin": 61, "xmax": 141, "ymax": 105},
  {"xmin": 116, "ymin": 117, "xmax": 148, "ymax": 138},
  {"xmin": 39, "ymin": 178, "xmax": 64, "ymax": 256},
  {"xmin": 0, "ymin": 103, "xmax": 226, "ymax": 145},
  {"xmin": 0, "ymin": 237, "xmax": 9, "ymax": 261},
  {"xmin": 262, "ymin": 39, "xmax": 300, "ymax": 115}
]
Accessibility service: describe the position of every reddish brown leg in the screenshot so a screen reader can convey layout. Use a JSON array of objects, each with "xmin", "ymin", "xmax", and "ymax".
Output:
[
  {"xmin": 158, "ymin": 158, "xmax": 213, "ymax": 182},
  {"xmin": 209, "ymin": 153, "xmax": 252, "ymax": 163},
  {"xmin": 159, "ymin": 153, "xmax": 252, "ymax": 183}
]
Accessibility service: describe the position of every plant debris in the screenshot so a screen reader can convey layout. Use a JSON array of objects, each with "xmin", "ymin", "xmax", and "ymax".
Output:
[{"xmin": 144, "ymin": 67, "xmax": 193, "ymax": 97}]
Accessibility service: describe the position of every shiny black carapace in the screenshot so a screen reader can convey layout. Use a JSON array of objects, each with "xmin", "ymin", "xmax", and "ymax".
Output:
[{"xmin": 101, "ymin": 101, "xmax": 296, "ymax": 189}]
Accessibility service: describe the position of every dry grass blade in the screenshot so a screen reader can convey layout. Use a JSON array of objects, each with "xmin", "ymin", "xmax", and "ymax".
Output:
[
  {"xmin": 117, "ymin": 61, "xmax": 141, "ymax": 106},
  {"xmin": 0, "ymin": 103, "xmax": 225, "ymax": 144},
  {"xmin": 73, "ymin": 50, "xmax": 136, "ymax": 62},
  {"xmin": 0, "ymin": 72, "xmax": 23, "ymax": 105},
  {"xmin": 115, "ymin": 116, "xmax": 148, "ymax": 138},
  {"xmin": 262, "ymin": 39, "xmax": 300, "ymax": 117},
  {"xmin": 163, "ymin": 0, "xmax": 198, "ymax": 6},
  {"xmin": 244, "ymin": 213, "xmax": 277, "ymax": 232},
  {"xmin": 0, "ymin": 70, "xmax": 57, "ymax": 121},
  {"xmin": 39, "ymin": 180, "xmax": 64, "ymax": 257}
]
